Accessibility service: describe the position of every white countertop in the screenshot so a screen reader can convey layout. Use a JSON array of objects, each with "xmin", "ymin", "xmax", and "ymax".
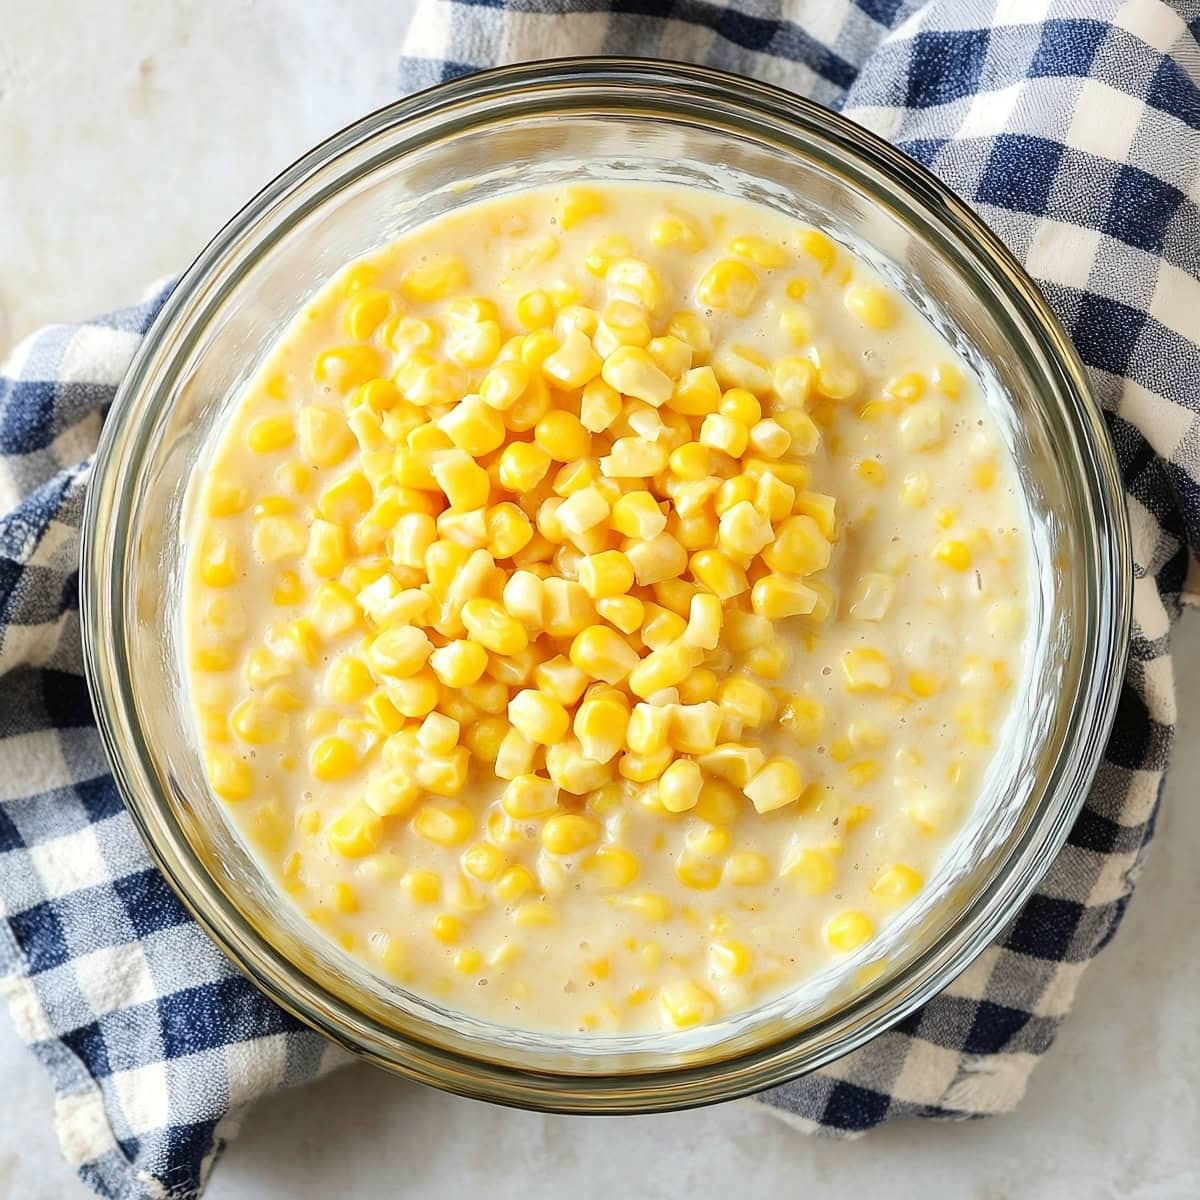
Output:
[{"xmin": 1, "ymin": 3, "xmax": 1197, "ymax": 1196}]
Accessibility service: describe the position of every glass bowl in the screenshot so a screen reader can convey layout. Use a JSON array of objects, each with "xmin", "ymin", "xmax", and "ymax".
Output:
[{"xmin": 80, "ymin": 59, "xmax": 1130, "ymax": 1112}]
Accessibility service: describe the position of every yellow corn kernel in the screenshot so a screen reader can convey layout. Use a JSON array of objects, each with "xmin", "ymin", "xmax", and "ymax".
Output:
[
  {"xmin": 401, "ymin": 257, "xmax": 468, "ymax": 302},
  {"xmin": 463, "ymin": 714, "xmax": 508, "ymax": 763},
  {"xmin": 725, "ymin": 851, "xmax": 769, "ymax": 886},
  {"xmin": 744, "ymin": 757, "xmax": 804, "ymax": 813},
  {"xmin": 590, "ymin": 594, "xmax": 639, "ymax": 636},
  {"xmin": 451, "ymin": 947, "xmax": 483, "ymax": 975},
  {"xmin": 495, "ymin": 865, "xmax": 537, "ymax": 903},
  {"xmin": 900, "ymin": 472, "xmax": 931, "ymax": 508},
  {"xmin": 461, "ymin": 597, "xmax": 528, "ymax": 656},
  {"xmin": 246, "ymin": 415, "xmax": 294, "ymax": 455},
  {"xmin": 717, "ymin": 677, "xmax": 772, "ymax": 729},
  {"xmin": 554, "ymin": 185, "xmax": 604, "ymax": 229},
  {"xmin": 208, "ymin": 753, "xmax": 253, "ymax": 802},
  {"xmin": 650, "ymin": 212, "xmax": 706, "ymax": 251},
  {"xmin": 606, "ymin": 257, "xmax": 665, "ymax": 310},
  {"xmin": 840, "ymin": 648, "xmax": 893, "ymax": 693},
  {"xmin": 504, "ymin": 689, "xmax": 568, "ymax": 746},
  {"xmin": 478, "ymin": 360, "xmax": 528, "ymax": 412},
  {"xmin": 907, "ymin": 669, "xmax": 943, "ymax": 699},
  {"xmin": 625, "ymin": 702, "xmax": 671, "ymax": 757},
  {"xmin": 871, "ymin": 864, "xmax": 924, "ymax": 906},
  {"xmin": 438, "ymin": 397, "xmax": 504, "ymax": 458},
  {"xmin": 934, "ymin": 539, "xmax": 972, "ymax": 571},
  {"xmin": 618, "ymin": 892, "xmax": 672, "ymax": 922},
  {"xmin": 315, "ymin": 343, "xmax": 384, "ymax": 393},
  {"xmin": 297, "ymin": 405, "xmax": 356, "ymax": 468},
  {"xmin": 555, "ymin": 485, "xmax": 608, "ymax": 538},
  {"xmin": 515, "ymin": 290, "xmax": 554, "ymax": 331},
  {"xmin": 709, "ymin": 937, "xmax": 753, "ymax": 978},
  {"xmin": 659, "ymin": 758, "xmax": 703, "ymax": 813},
  {"xmin": 689, "ymin": 549, "xmax": 749, "ymax": 600},
  {"xmin": 500, "ymin": 772, "xmax": 559, "ymax": 820},
  {"xmin": 367, "ymin": 626, "xmax": 433, "ymax": 678},
  {"xmin": 199, "ymin": 535, "xmax": 239, "ymax": 588},
  {"xmin": 413, "ymin": 802, "xmax": 475, "ymax": 847},
  {"xmin": 229, "ymin": 699, "xmax": 286, "ymax": 746},
  {"xmin": 535, "ymin": 410, "xmax": 592, "ymax": 465},
  {"xmin": 461, "ymin": 842, "xmax": 508, "ymax": 884},
  {"xmin": 578, "ymin": 550, "xmax": 635, "ymax": 600},
  {"xmin": 751, "ymin": 572, "xmax": 818, "ymax": 620},
  {"xmin": 513, "ymin": 901, "xmax": 557, "ymax": 928},
  {"xmin": 328, "ymin": 881, "xmax": 360, "ymax": 915},
  {"xmin": 425, "ymin": 640, "xmax": 486, "ymax": 689},
  {"xmin": 430, "ymin": 451, "xmax": 489, "ymax": 513},
  {"xmin": 696, "ymin": 258, "xmax": 758, "ymax": 316},
  {"xmin": 301, "ymin": 520, "xmax": 343, "ymax": 580},
  {"xmin": 668, "ymin": 705, "xmax": 721, "ymax": 758},
  {"xmin": 844, "ymin": 281, "xmax": 897, "ymax": 330},
  {"xmin": 566, "ymin": 624, "xmax": 639, "ymax": 687},
  {"xmin": 542, "ymin": 813, "xmax": 602, "ymax": 856},
  {"xmin": 675, "ymin": 854, "xmax": 721, "ymax": 890},
  {"xmin": 782, "ymin": 847, "xmax": 836, "ymax": 895},
  {"xmin": 384, "ymin": 670, "xmax": 440, "ymax": 719},
  {"xmin": 482, "ymin": 502, "xmax": 532, "ymax": 559},
  {"xmin": 647, "ymin": 335, "xmax": 693, "ymax": 380},
  {"xmin": 760, "ymin": 514, "xmax": 829, "ymax": 576},
  {"xmin": 252, "ymin": 514, "xmax": 305, "ymax": 564},
  {"xmin": 311, "ymin": 735, "xmax": 358, "ymax": 781},
  {"xmin": 595, "ymin": 299, "xmax": 652, "ymax": 357},
  {"xmin": 545, "ymin": 736, "xmax": 614, "ymax": 793},
  {"xmin": 584, "ymin": 846, "xmax": 640, "ymax": 890},
  {"xmin": 326, "ymin": 802, "xmax": 383, "ymax": 858},
  {"xmin": 608, "ymin": 491, "xmax": 664, "ymax": 541},
  {"xmin": 619, "ymin": 746, "xmax": 674, "ymax": 784},
  {"xmin": 574, "ymin": 693, "xmax": 631, "ymax": 764},
  {"xmin": 495, "ymin": 443, "xmax": 550, "ymax": 495},
  {"xmin": 432, "ymin": 913, "xmax": 467, "ymax": 945},
  {"xmin": 773, "ymin": 692, "xmax": 823, "ymax": 745},
  {"xmin": 696, "ymin": 412, "xmax": 748, "ymax": 458},
  {"xmin": 798, "ymin": 228, "xmax": 837, "ymax": 274},
  {"xmin": 716, "ymin": 500, "xmax": 771, "ymax": 560},
  {"xmin": 601, "ymin": 345, "xmax": 674, "ymax": 407},
  {"xmin": 206, "ymin": 480, "xmax": 250, "ymax": 517},
  {"xmin": 825, "ymin": 910, "xmax": 875, "ymax": 952},
  {"xmin": 540, "ymin": 329, "xmax": 602, "ymax": 390},
  {"xmin": 932, "ymin": 361, "xmax": 964, "ymax": 399},
  {"xmin": 628, "ymin": 640, "xmax": 702, "ymax": 699}
]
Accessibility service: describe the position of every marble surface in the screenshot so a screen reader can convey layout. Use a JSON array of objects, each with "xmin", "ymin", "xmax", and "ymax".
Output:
[{"xmin": 1, "ymin": 3, "xmax": 1197, "ymax": 1197}]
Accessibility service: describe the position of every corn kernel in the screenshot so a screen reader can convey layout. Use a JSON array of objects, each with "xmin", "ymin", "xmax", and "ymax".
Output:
[
  {"xmin": 659, "ymin": 759, "xmax": 703, "ymax": 813},
  {"xmin": 871, "ymin": 864, "xmax": 924, "ymax": 905},
  {"xmin": 744, "ymin": 757, "xmax": 804, "ymax": 813},
  {"xmin": 542, "ymin": 813, "xmax": 602, "ymax": 856},
  {"xmin": 432, "ymin": 913, "xmax": 467, "ymax": 945},
  {"xmin": 507, "ymin": 689, "xmax": 570, "ymax": 745},
  {"xmin": 463, "ymin": 597, "xmax": 528, "ymax": 655},
  {"xmin": 610, "ymin": 491, "xmax": 667, "ymax": 540},
  {"xmin": 825, "ymin": 910, "xmax": 875, "ymax": 952},
  {"xmin": 675, "ymin": 854, "xmax": 722, "ymax": 890},
  {"xmin": 934, "ymin": 539, "xmax": 972, "ymax": 571},
  {"xmin": 584, "ymin": 845, "xmax": 640, "ymax": 890},
  {"xmin": 413, "ymin": 802, "xmax": 474, "ymax": 847},
  {"xmin": 628, "ymin": 640, "xmax": 702, "ymax": 699},
  {"xmin": 626, "ymin": 532, "xmax": 688, "ymax": 587},
  {"xmin": 689, "ymin": 549, "xmax": 748, "ymax": 600},
  {"xmin": 697, "ymin": 258, "xmax": 758, "ymax": 316},
  {"xmin": 401, "ymin": 257, "xmax": 468, "ymax": 302},
  {"xmin": 495, "ymin": 864, "xmax": 536, "ymax": 903},
  {"xmin": 725, "ymin": 851, "xmax": 768, "ymax": 886},
  {"xmin": 844, "ymin": 281, "xmax": 897, "ymax": 330},
  {"xmin": 543, "ymin": 739, "xmax": 611, "ymax": 794},
  {"xmin": 574, "ymin": 693, "xmax": 631, "ymax": 763},
  {"xmin": 326, "ymin": 802, "xmax": 383, "ymax": 858},
  {"xmin": 709, "ymin": 938, "xmax": 753, "ymax": 978},
  {"xmin": 311, "ymin": 735, "xmax": 358, "ymax": 781},
  {"xmin": 298, "ymin": 406, "xmax": 356, "ymax": 468},
  {"xmin": 208, "ymin": 753, "xmax": 253, "ymax": 802},
  {"xmin": 650, "ymin": 212, "xmax": 706, "ymax": 251},
  {"xmin": 207, "ymin": 480, "xmax": 250, "ymax": 517},
  {"xmin": 602, "ymin": 345, "xmax": 674, "ymax": 407},
  {"xmin": 782, "ymin": 847, "xmax": 835, "ymax": 894},
  {"xmin": 247, "ymin": 415, "xmax": 295, "ymax": 454},
  {"xmin": 799, "ymin": 228, "xmax": 837, "ymax": 274},
  {"xmin": 367, "ymin": 626, "xmax": 433, "ymax": 677}
]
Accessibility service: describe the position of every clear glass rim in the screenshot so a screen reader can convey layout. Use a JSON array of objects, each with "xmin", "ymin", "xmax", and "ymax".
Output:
[{"xmin": 80, "ymin": 58, "xmax": 1132, "ymax": 1112}]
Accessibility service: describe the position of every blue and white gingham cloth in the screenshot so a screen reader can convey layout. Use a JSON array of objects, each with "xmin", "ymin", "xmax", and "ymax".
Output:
[{"xmin": 2, "ymin": 2, "xmax": 1198, "ymax": 1196}]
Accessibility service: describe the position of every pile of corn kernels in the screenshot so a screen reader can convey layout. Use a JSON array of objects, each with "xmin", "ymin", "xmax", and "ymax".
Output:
[{"xmin": 186, "ymin": 184, "xmax": 1027, "ymax": 1032}]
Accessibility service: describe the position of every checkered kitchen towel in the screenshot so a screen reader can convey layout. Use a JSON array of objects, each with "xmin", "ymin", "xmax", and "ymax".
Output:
[{"xmin": 3, "ymin": 1, "xmax": 1198, "ymax": 1196}]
